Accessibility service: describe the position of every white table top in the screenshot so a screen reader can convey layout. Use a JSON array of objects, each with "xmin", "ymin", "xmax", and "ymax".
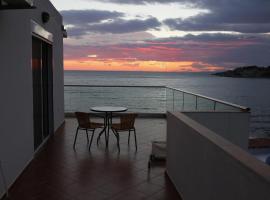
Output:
[{"xmin": 91, "ymin": 106, "xmax": 128, "ymax": 113}]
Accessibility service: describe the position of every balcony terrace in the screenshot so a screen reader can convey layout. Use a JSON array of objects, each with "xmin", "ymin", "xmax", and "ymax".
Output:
[
  {"xmin": 5, "ymin": 117, "xmax": 183, "ymax": 200},
  {"xmin": 2, "ymin": 85, "xmax": 270, "ymax": 200}
]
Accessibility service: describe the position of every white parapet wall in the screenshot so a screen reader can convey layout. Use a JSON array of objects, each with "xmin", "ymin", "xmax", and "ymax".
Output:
[
  {"xmin": 166, "ymin": 112, "xmax": 270, "ymax": 200},
  {"xmin": 183, "ymin": 111, "xmax": 250, "ymax": 150}
]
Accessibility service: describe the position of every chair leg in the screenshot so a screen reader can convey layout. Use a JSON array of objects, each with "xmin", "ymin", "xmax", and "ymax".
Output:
[
  {"xmin": 89, "ymin": 130, "xmax": 95, "ymax": 151},
  {"xmin": 115, "ymin": 131, "xmax": 120, "ymax": 152},
  {"xmin": 134, "ymin": 129, "xmax": 137, "ymax": 151},
  {"xmin": 86, "ymin": 129, "xmax": 90, "ymax": 144},
  {"xmin": 97, "ymin": 127, "xmax": 106, "ymax": 146},
  {"xmin": 128, "ymin": 130, "xmax": 131, "ymax": 145},
  {"xmin": 117, "ymin": 133, "xmax": 120, "ymax": 152},
  {"xmin": 73, "ymin": 127, "xmax": 79, "ymax": 149},
  {"xmin": 112, "ymin": 129, "xmax": 116, "ymax": 137},
  {"xmin": 112, "ymin": 129, "xmax": 120, "ymax": 152}
]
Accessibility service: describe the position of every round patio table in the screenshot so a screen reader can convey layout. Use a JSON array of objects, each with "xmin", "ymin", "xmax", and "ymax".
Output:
[{"xmin": 91, "ymin": 106, "xmax": 128, "ymax": 148}]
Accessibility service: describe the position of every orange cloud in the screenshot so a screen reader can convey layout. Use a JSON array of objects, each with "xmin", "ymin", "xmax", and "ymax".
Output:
[{"xmin": 64, "ymin": 58, "xmax": 222, "ymax": 72}]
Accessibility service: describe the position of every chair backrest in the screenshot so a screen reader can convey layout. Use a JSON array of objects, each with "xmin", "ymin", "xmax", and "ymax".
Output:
[
  {"xmin": 75, "ymin": 112, "xmax": 90, "ymax": 127},
  {"xmin": 120, "ymin": 114, "xmax": 137, "ymax": 130}
]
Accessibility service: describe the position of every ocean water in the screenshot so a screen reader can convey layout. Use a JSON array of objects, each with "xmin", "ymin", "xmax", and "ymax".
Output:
[{"xmin": 64, "ymin": 71, "xmax": 270, "ymax": 137}]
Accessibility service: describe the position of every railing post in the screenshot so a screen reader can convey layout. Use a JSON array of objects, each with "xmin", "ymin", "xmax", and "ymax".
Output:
[
  {"xmin": 165, "ymin": 87, "xmax": 167, "ymax": 112},
  {"xmin": 172, "ymin": 90, "xmax": 175, "ymax": 111},
  {"xmin": 214, "ymin": 101, "xmax": 217, "ymax": 111},
  {"xmin": 196, "ymin": 96, "xmax": 198, "ymax": 110},
  {"xmin": 182, "ymin": 92, "xmax": 185, "ymax": 111}
]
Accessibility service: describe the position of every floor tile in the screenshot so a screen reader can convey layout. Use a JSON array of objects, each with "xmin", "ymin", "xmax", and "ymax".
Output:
[{"xmin": 5, "ymin": 118, "xmax": 182, "ymax": 200}]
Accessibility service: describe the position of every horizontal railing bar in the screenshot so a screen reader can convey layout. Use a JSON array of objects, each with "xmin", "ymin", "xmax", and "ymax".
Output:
[
  {"xmin": 64, "ymin": 85, "xmax": 166, "ymax": 88},
  {"xmin": 65, "ymin": 112, "xmax": 166, "ymax": 118},
  {"xmin": 64, "ymin": 85, "xmax": 250, "ymax": 112},
  {"xmin": 166, "ymin": 86, "xmax": 250, "ymax": 112}
]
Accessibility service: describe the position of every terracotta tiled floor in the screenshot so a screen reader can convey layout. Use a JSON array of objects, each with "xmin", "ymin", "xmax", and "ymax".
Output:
[{"xmin": 7, "ymin": 118, "xmax": 182, "ymax": 200}]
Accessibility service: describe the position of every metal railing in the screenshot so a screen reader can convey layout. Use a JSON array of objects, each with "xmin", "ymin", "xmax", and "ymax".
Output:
[
  {"xmin": 64, "ymin": 85, "xmax": 250, "ymax": 114},
  {"xmin": 166, "ymin": 87, "xmax": 250, "ymax": 113}
]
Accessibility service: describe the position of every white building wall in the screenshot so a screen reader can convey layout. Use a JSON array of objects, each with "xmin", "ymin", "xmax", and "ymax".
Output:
[
  {"xmin": 0, "ymin": 0, "xmax": 64, "ymax": 196},
  {"xmin": 167, "ymin": 112, "xmax": 270, "ymax": 200},
  {"xmin": 183, "ymin": 111, "xmax": 250, "ymax": 149}
]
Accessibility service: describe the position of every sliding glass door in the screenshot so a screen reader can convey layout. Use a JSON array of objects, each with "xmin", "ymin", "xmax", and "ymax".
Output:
[{"xmin": 32, "ymin": 36, "xmax": 54, "ymax": 150}]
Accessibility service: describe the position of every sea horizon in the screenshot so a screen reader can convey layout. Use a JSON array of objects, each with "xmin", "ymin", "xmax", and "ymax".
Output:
[
  {"xmin": 64, "ymin": 69, "xmax": 219, "ymax": 73},
  {"xmin": 64, "ymin": 71, "xmax": 270, "ymax": 138}
]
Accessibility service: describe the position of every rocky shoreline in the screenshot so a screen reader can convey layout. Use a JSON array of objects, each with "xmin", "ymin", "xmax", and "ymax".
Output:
[{"xmin": 213, "ymin": 66, "xmax": 270, "ymax": 78}]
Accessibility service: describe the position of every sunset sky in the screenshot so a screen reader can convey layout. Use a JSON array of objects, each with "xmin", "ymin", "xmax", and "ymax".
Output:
[{"xmin": 51, "ymin": 0, "xmax": 270, "ymax": 72}]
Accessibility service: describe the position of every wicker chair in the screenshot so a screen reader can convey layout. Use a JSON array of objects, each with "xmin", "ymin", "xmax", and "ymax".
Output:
[
  {"xmin": 74, "ymin": 112, "xmax": 104, "ymax": 150},
  {"xmin": 111, "ymin": 114, "xmax": 138, "ymax": 152}
]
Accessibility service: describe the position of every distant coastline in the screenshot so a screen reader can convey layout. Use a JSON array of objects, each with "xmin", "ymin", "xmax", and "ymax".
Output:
[{"xmin": 213, "ymin": 66, "xmax": 270, "ymax": 78}]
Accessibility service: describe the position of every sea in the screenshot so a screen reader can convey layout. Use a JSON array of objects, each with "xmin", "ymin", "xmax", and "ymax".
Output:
[{"xmin": 64, "ymin": 70, "xmax": 270, "ymax": 138}]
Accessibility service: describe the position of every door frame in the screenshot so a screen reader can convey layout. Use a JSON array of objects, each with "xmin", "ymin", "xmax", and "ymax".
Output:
[{"xmin": 31, "ymin": 21, "xmax": 54, "ymax": 152}]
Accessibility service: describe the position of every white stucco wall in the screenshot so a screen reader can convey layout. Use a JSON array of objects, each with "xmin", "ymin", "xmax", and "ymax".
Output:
[
  {"xmin": 183, "ymin": 111, "xmax": 250, "ymax": 149},
  {"xmin": 0, "ymin": 0, "xmax": 64, "ymax": 196},
  {"xmin": 167, "ymin": 112, "xmax": 270, "ymax": 200}
]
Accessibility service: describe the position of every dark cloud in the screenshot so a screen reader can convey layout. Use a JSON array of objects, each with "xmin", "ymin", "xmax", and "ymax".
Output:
[
  {"xmin": 65, "ymin": 26, "xmax": 89, "ymax": 37},
  {"xmin": 181, "ymin": 33, "xmax": 258, "ymax": 42},
  {"xmin": 83, "ymin": 0, "xmax": 180, "ymax": 4},
  {"xmin": 150, "ymin": 34, "xmax": 270, "ymax": 66},
  {"xmin": 86, "ymin": 17, "xmax": 161, "ymax": 34},
  {"xmin": 163, "ymin": 0, "xmax": 270, "ymax": 33},
  {"xmin": 185, "ymin": 34, "xmax": 270, "ymax": 67},
  {"xmin": 85, "ymin": 0, "xmax": 270, "ymax": 33},
  {"xmin": 87, "ymin": 0, "xmax": 270, "ymax": 9},
  {"xmin": 61, "ymin": 10, "xmax": 161, "ymax": 37},
  {"xmin": 65, "ymin": 33, "xmax": 270, "ymax": 68},
  {"xmin": 61, "ymin": 10, "xmax": 123, "ymax": 24},
  {"xmin": 207, "ymin": 40, "xmax": 270, "ymax": 67},
  {"xmin": 164, "ymin": 16, "xmax": 270, "ymax": 34}
]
